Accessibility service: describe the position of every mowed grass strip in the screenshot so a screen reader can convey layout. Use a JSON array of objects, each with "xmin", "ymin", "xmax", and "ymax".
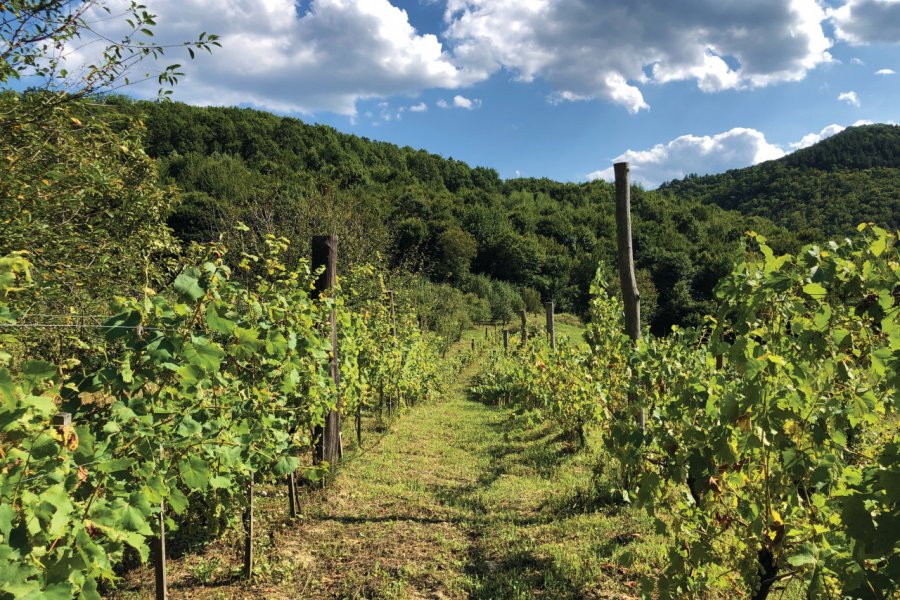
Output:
[{"xmin": 110, "ymin": 338, "xmax": 662, "ymax": 599}]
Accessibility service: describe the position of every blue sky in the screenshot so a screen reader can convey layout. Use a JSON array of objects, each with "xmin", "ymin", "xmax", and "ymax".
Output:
[{"xmin": 59, "ymin": 0, "xmax": 900, "ymax": 186}]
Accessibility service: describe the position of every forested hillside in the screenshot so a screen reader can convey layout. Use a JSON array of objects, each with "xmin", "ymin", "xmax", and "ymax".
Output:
[
  {"xmin": 659, "ymin": 124, "xmax": 900, "ymax": 239},
  {"xmin": 109, "ymin": 98, "xmax": 797, "ymax": 334}
]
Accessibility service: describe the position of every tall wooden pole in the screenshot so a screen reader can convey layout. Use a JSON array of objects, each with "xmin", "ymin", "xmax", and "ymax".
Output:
[
  {"xmin": 614, "ymin": 162, "xmax": 644, "ymax": 429},
  {"xmin": 503, "ymin": 329, "xmax": 509, "ymax": 351},
  {"xmin": 545, "ymin": 301, "xmax": 556, "ymax": 350},
  {"xmin": 519, "ymin": 310, "xmax": 528, "ymax": 346},
  {"xmin": 312, "ymin": 235, "xmax": 341, "ymax": 465}
]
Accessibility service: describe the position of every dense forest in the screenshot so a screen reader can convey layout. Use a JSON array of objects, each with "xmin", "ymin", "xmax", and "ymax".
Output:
[
  {"xmin": 660, "ymin": 124, "xmax": 900, "ymax": 240},
  {"xmin": 102, "ymin": 98, "xmax": 808, "ymax": 335}
]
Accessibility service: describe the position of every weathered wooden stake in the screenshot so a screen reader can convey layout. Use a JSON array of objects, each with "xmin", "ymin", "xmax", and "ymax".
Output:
[
  {"xmin": 519, "ymin": 310, "xmax": 528, "ymax": 346},
  {"xmin": 471, "ymin": 338, "xmax": 475, "ymax": 351},
  {"xmin": 614, "ymin": 162, "xmax": 644, "ymax": 429},
  {"xmin": 154, "ymin": 444, "xmax": 167, "ymax": 600},
  {"xmin": 356, "ymin": 405, "xmax": 362, "ymax": 447},
  {"xmin": 287, "ymin": 473, "xmax": 297, "ymax": 518},
  {"xmin": 545, "ymin": 301, "xmax": 556, "ymax": 350},
  {"xmin": 312, "ymin": 235, "xmax": 341, "ymax": 466},
  {"xmin": 243, "ymin": 474, "xmax": 254, "ymax": 579},
  {"xmin": 503, "ymin": 329, "xmax": 509, "ymax": 351},
  {"xmin": 387, "ymin": 289, "xmax": 396, "ymax": 338}
]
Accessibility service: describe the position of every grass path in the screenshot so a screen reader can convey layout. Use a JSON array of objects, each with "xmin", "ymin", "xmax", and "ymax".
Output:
[{"xmin": 116, "ymin": 342, "xmax": 657, "ymax": 599}]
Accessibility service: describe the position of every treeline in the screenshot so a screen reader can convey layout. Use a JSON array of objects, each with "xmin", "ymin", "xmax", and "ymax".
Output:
[
  {"xmin": 660, "ymin": 125, "xmax": 900, "ymax": 240},
  {"xmin": 105, "ymin": 98, "xmax": 799, "ymax": 334}
]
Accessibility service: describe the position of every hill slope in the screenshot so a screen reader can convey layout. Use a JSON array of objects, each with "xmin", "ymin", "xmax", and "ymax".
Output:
[
  {"xmin": 110, "ymin": 98, "xmax": 798, "ymax": 333},
  {"xmin": 659, "ymin": 124, "xmax": 900, "ymax": 239}
]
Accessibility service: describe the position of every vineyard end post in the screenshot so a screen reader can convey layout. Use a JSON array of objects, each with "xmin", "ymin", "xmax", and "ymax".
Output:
[
  {"xmin": 545, "ymin": 301, "xmax": 555, "ymax": 350},
  {"xmin": 312, "ymin": 235, "xmax": 341, "ymax": 466},
  {"xmin": 614, "ymin": 162, "xmax": 644, "ymax": 430}
]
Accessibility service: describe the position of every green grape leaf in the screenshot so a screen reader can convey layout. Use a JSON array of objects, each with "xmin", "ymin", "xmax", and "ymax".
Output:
[
  {"xmin": 786, "ymin": 542, "xmax": 819, "ymax": 567},
  {"xmin": 802, "ymin": 282, "xmax": 827, "ymax": 299},
  {"xmin": 205, "ymin": 304, "xmax": 235, "ymax": 335},
  {"xmin": 184, "ymin": 338, "xmax": 224, "ymax": 372},
  {"xmin": 273, "ymin": 456, "xmax": 300, "ymax": 476},
  {"xmin": 176, "ymin": 415, "xmax": 202, "ymax": 437},
  {"xmin": 178, "ymin": 456, "xmax": 209, "ymax": 491},
  {"xmin": 167, "ymin": 488, "xmax": 189, "ymax": 515},
  {"xmin": 174, "ymin": 268, "xmax": 205, "ymax": 302}
]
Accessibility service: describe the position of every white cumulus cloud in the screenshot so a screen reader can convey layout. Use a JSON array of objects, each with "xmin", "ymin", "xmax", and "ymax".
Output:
[
  {"xmin": 831, "ymin": 0, "xmax": 900, "ymax": 45},
  {"xmin": 790, "ymin": 124, "xmax": 846, "ymax": 149},
  {"xmin": 452, "ymin": 95, "xmax": 480, "ymax": 109},
  {"xmin": 66, "ymin": 0, "xmax": 480, "ymax": 115},
  {"xmin": 585, "ymin": 121, "xmax": 890, "ymax": 188},
  {"xmin": 587, "ymin": 128, "xmax": 786, "ymax": 188},
  {"xmin": 409, "ymin": 102, "xmax": 428, "ymax": 112},
  {"xmin": 444, "ymin": 0, "xmax": 833, "ymax": 113},
  {"xmin": 437, "ymin": 95, "xmax": 481, "ymax": 109},
  {"xmin": 876, "ymin": 68, "xmax": 897, "ymax": 74},
  {"xmin": 838, "ymin": 90, "xmax": 862, "ymax": 106},
  {"xmin": 59, "ymin": 0, "xmax": 893, "ymax": 116}
]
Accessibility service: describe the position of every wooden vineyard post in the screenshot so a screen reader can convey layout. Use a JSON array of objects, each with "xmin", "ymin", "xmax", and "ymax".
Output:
[
  {"xmin": 545, "ymin": 301, "xmax": 556, "ymax": 350},
  {"xmin": 614, "ymin": 162, "xmax": 644, "ymax": 430},
  {"xmin": 503, "ymin": 329, "xmax": 509, "ymax": 351},
  {"xmin": 243, "ymin": 474, "xmax": 254, "ymax": 579},
  {"xmin": 312, "ymin": 235, "xmax": 342, "ymax": 466},
  {"xmin": 154, "ymin": 443, "xmax": 167, "ymax": 600},
  {"xmin": 519, "ymin": 310, "xmax": 528, "ymax": 346},
  {"xmin": 356, "ymin": 404, "xmax": 362, "ymax": 447},
  {"xmin": 386, "ymin": 290, "xmax": 396, "ymax": 416},
  {"xmin": 287, "ymin": 473, "xmax": 298, "ymax": 518},
  {"xmin": 471, "ymin": 338, "xmax": 475, "ymax": 351},
  {"xmin": 387, "ymin": 289, "xmax": 396, "ymax": 337}
]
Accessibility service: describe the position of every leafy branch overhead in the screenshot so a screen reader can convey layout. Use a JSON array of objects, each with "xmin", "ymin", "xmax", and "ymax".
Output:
[{"xmin": 0, "ymin": 1, "xmax": 219, "ymax": 123}]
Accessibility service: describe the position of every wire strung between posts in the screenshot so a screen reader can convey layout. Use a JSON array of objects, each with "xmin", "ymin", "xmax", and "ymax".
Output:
[{"xmin": 0, "ymin": 323, "xmax": 174, "ymax": 332}]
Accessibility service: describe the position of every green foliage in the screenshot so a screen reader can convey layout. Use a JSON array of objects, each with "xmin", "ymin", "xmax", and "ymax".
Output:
[
  {"xmin": 660, "ymin": 125, "xmax": 900, "ymax": 240},
  {"xmin": 0, "ymin": 239, "xmax": 452, "ymax": 597},
  {"xmin": 0, "ymin": 2, "xmax": 217, "ymax": 127},
  {"xmin": 0, "ymin": 93, "xmax": 180, "ymax": 363},
  {"xmin": 435, "ymin": 227, "xmax": 478, "ymax": 282},
  {"xmin": 781, "ymin": 125, "xmax": 900, "ymax": 171},
  {"xmin": 620, "ymin": 225, "xmax": 898, "ymax": 598},
  {"xmin": 470, "ymin": 226, "xmax": 899, "ymax": 598},
  {"xmin": 100, "ymin": 99, "xmax": 798, "ymax": 333}
]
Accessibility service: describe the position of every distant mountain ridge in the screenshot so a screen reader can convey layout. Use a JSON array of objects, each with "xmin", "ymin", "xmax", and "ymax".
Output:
[
  {"xmin": 782, "ymin": 124, "xmax": 900, "ymax": 170},
  {"xmin": 660, "ymin": 124, "xmax": 900, "ymax": 239}
]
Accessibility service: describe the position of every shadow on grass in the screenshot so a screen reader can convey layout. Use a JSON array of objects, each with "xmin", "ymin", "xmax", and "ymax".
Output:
[
  {"xmin": 539, "ymin": 480, "xmax": 627, "ymax": 519},
  {"xmin": 318, "ymin": 513, "xmax": 465, "ymax": 526},
  {"xmin": 465, "ymin": 539, "xmax": 607, "ymax": 600}
]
